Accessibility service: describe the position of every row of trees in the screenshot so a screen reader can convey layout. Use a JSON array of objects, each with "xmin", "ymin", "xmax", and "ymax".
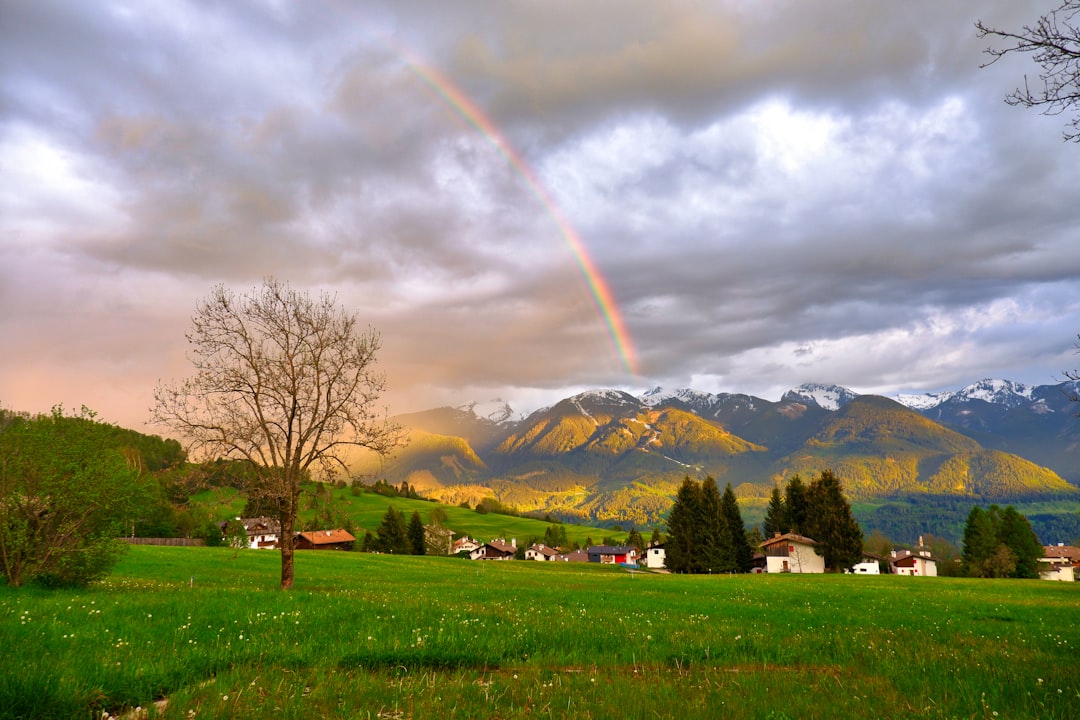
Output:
[
  {"xmin": 962, "ymin": 504, "xmax": 1044, "ymax": 578},
  {"xmin": 762, "ymin": 470, "xmax": 864, "ymax": 572},
  {"xmin": 665, "ymin": 477, "xmax": 752, "ymax": 574}
]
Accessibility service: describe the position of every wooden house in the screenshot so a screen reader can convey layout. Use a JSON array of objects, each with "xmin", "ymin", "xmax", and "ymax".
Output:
[{"xmin": 470, "ymin": 539, "xmax": 516, "ymax": 560}]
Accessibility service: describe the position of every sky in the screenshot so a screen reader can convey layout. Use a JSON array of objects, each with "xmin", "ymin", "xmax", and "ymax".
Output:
[{"xmin": 4, "ymin": 1, "xmax": 1080, "ymax": 431}]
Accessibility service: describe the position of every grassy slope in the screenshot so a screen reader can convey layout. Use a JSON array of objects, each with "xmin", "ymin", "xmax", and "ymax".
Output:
[
  {"xmin": 189, "ymin": 486, "xmax": 627, "ymax": 546},
  {"xmin": 2, "ymin": 546, "xmax": 1078, "ymax": 719}
]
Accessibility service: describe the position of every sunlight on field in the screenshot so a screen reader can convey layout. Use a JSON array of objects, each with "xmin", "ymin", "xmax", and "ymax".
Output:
[{"xmin": 2, "ymin": 546, "xmax": 1078, "ymax": 719}]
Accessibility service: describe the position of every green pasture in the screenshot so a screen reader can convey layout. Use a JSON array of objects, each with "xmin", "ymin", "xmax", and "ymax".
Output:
[
  {"xmin": 190, "ymin": 486, "xmax": 619, "ymax": 546},
  {"xmin": 4, "ymin": 546, "xmax": 1078, "ymax": 719}
]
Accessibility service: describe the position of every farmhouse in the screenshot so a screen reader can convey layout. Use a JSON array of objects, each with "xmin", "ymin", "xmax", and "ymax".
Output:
[
  {"xmin": 470, "ymin": 539, "xmax": 516, "ymax": 560},
  {"xmin": 219, "ymin": 516, "xmax": 280, "ymax": 549},
  {"xmin": 586, "ymin": 545, "xmax": 639, "ymax": 565},
  {"xmin": 294, "ymin": 529, "xmax": 355, "ymax": 551},
  {"xmin": 553, "ymin": 549, "xmax": 590, "ymax": 562},
  {"xmin": 524, "ymin": 543, "xmax": 561, "ymax": 561},
  {"xmin": 1040, "ymin": 544, "xmax": 1079, "ymax": 581},
  {"xmin": 890, "ymin": 549, "xmax": 937, "ymax": 577},
  {"xmin": 759, "ymin": 533, "xmax": 825, "ymax": 574},
  {"xmin": 452, "ymin": 536, "xmax": 481, "ymax": 555}
]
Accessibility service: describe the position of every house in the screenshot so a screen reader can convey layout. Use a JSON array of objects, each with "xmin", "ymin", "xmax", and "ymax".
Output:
[
  {"xmin": 890, "ymin": 549, "xmax": 937, "ymax": 576},
  {"xmin": 759, "ymin": 533, "xmax": 825, "ymax": 574},
  {"xmin": 644, "ymin": 544, "xmax": 666, "ymax": 569},
  {"xmin": 553, "ymin": 549, "xmax": 590, "ymax": 562},
  {"xmin": 524, "ymin": 543, "xmax": 561, "ymax": 561},
  {"xmin": 1040, "ymin": 544, "xmax": 1080, "ymax": 581},
  {"xmin": 452, "ymin": 536, "xmax": 481, "ymax": 555},
  {"xmin": 470, "ymin": 538, "xmax": 516, "ymax": 560},
  {"xmin": 586, "ymin": 545, "xmax": 639, "ymax": 565},
  {"xmin": 294, "ymin": 528, "xmax": 355, "ymax": 551},
  {"xmin": 219, "ymin": 516, "xmax": 280, "ymax": 549},
  {"xmin": 850, "ymin": 552, "xmax": 883, "ymax": 575}
]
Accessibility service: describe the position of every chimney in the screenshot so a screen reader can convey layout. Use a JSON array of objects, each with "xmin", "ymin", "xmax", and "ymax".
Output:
[
  {"xmin": 511, "ymin": 538, "xmax": 516, "ymax": 547},
  {"xmin": 774, "ymin": 532, "xmax": 781, "ymax": 539}
]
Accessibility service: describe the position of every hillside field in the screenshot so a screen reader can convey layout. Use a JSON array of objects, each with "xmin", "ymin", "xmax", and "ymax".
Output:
[{"xmin": 3, "ymin": 546, "xmax": 1078, "ymax": 719}]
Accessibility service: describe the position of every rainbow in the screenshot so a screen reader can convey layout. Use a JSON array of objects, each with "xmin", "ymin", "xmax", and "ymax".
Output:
[{"xmin": 402, "ymin": 52, "xmax": 640, "ymax": 376}]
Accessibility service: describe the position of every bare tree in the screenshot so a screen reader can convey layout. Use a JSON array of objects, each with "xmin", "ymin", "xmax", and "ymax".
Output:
[
  {"xmin": 977, "ymin": 1, "xmax": 1080, "ymax": 142},
  {"xmin": 152, "ymin": 278, "xmax": 404, "ymax": 589}
]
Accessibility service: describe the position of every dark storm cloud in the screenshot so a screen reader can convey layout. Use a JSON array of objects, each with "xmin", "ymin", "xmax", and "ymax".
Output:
[{"xmin": 2, "ymin": 0, "xmax": 1079, "ymax": 428}]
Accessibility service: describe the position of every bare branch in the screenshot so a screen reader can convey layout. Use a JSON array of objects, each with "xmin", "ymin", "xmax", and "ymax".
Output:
[
  {"xmin": 151, "ymin": 278, "xmax": 405, "ymax": 588},
  {"xmin": 977, "ymin": 1, "xmax": 1080, "ymax": 141}
]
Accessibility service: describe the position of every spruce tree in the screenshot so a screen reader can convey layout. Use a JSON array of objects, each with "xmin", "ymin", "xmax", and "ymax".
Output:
[
  {"xmin": 697, "ymin": 477, "xmax": 734, "ymax": 573},
  {"xmin": 962, "ymin": 506, "xmax": 997, "ymax": 577},
  {"xmin": 784, "ymin": 474, "xmax": 809, "ymax": 535},
  {"xmin": 805, "ymin": 470, "xmax": 863, "ymax": 572},
  {"xmin": 650, "ymin": 527, "xmax": 663, "ymax": 546},
  {"xmin": 763, "ymin": 486, "xmax": 787, "ymax": 537},
  {"xmin": 721, "ymin": 482, "xmax": 753, "ymax": 573},
  {"xmin": 376, "ymin": 505, "xmax": 408, "ymax": 554},
  {"xmin": 998, "ymin": 506, "xmax": 1044, "ymax": 579},
  {"xmin": 407, "ymin": 511, "xmax": 426, "ymax": 555},
  {"xmin": 665, "ymin": 477, "xmax": 702, "ymax": 573}
]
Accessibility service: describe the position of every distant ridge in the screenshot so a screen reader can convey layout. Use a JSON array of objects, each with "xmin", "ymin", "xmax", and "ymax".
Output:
[{"xmin": 351, "ymin": 378, "xmax": 1080, "ymax": 530}]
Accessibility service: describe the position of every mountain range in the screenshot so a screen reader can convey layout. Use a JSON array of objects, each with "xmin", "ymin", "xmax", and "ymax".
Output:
[{"xmin": 351, "ymin": 379, "xmax": 1080, "ymax": 529}]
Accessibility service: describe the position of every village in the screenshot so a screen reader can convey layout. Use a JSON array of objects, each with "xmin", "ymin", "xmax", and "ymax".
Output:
[{"xmin": 220, "ymin": 516, "xmax": 1080, "ymax": 581}]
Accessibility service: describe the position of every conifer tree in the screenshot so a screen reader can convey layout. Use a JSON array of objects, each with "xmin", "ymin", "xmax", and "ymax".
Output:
[
  {"xmin": 650, "ymin": 527, "xmax": 663, "ymax": 546},
  {"xmin": 998, "ymin": 506, "xmax": 1043, "ymax": 579},
  {"xmin": 664, "ymin": 477, "xmax": 702, "ymax": 573},
  {"xmin": 697, "ymin": 477, "xmax": 734, "ymax": 573},
  {"xmin": 763, "ymin": 486, "xmax": 787, "ymax": 537},
  {"xmin": 784, "ymin": 474, "xmax": 809, "ymax": 535},
  {"xmin": 376, "ymin": 505, "xmax": 408, "ymax": 554},
  {"xmin": 721, "ymin": 482, "xmax": 753, "ymax": 573},
  {"xmin": 804, "ymin": 470, "xmax": 863, "ymax": 572},
  {"xmin": 407, "ymin": 511, "xmax": 426, "ymax": 555},
  {"xmin": 962, "ymin": 506, "xmax": 998, "ymax": 577}
]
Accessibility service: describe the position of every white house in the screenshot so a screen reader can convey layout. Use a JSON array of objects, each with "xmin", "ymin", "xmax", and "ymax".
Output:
[
  {"xmin": 452, "ymin": 536, "xmax": 481, "ymax": 555},
  {"xmin": 224, "ymin": 517, "xmax": 279, "ymax": 549},
  {"xmin": 645, "ymin": 544, "xmax": 666, "ymax": 569},
  {"xmin": 1040, "ymin": 544, "xmax": 1079, "ymax": 582},
  {"xmin": 524, "ymin": 543, "xmax": 560, "ymax": 561},
  {"xmin": 469, "ymin": 538, "xmax": 516, "ymax": 560},
  {"xmin": 850, "ymin": 561, "xmax": 880, "ymax": 575},
  {"xmin": 759, "ymin": 533, "xmax": 825, "ymax": 574},
  {"xmin": 890, "ymin": 549, "xmax": 937, "ymax": 577}
]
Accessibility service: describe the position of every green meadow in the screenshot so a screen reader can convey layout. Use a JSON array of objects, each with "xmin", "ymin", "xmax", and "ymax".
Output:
[{"xmin": 4, "ymin": 546, "xmax": 1078, "ymax": 720}]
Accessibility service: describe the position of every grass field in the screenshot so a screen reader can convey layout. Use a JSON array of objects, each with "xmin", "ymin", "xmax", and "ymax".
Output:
[
  {"xmin": 190, "ymin": 486, "xmax": 626, "ymax": 547},
  {"xmin": 3, "ymin": 546, "xmax": 1078, "ymax": 719}
]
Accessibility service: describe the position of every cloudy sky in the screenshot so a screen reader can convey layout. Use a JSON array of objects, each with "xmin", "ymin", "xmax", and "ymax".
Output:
[{"xmin": 4, "ymin": 1, "xmax": 1080, "ymax": 431}]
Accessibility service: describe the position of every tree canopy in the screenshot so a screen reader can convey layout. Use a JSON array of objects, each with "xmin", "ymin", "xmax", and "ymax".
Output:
[
  {"xmin": 152, "ymin": 278, "xmax": 404, "ymax": 589},
  {"xmin": 0, "ymin": 407, "xmax": 142, "ymax": 587}
]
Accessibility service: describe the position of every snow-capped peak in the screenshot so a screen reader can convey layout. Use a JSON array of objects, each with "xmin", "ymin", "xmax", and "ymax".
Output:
[
  {"xmin": 954, "ymin": 379, "xmax": 1033, "ymax": 408},
  {"xmin": 892, "ymin": 379, "xmax": 1034, "ymax": 411},
  {"xmin": 781, "ymin": 383, "xmax": 859, "ymax": 411},
  {"xmin": 892, "ymin": 391, "xmax": 954, "ymax": 411}
]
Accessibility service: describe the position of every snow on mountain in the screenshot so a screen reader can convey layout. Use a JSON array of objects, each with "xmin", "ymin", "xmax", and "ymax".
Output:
[
  {"xmin": 780, "ymin": 383, "xmax": 859, "ymax": 411},
  {"xmin": 954, "ymin": 379, "xmax": 1033, "ymax": 408},
  {"xmin": 892, "ymin": 379, "xmax": 1034, "ymax": 411},
  {"xmin": 892, "ymin": 391, "xmax": 955, "ymax": 410},
  {"xmin": 457, "ymin": 399, "xmax": 518, "ymax": 424},
  {"xmin": 640, "ymin": 387, "xmax": 758, "ymax": 415}
]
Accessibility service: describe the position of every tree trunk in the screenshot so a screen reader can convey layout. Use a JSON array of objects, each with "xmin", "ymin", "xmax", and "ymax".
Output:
[{"xmin": 279, "ymin": 508, "xmax": 295, "ymax": 590}]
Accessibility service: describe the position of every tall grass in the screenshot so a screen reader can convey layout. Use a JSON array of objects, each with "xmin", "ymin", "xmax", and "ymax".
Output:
[{"xmin": 3, "ymin": 546, "xmax": 1078, "ymax": 719}]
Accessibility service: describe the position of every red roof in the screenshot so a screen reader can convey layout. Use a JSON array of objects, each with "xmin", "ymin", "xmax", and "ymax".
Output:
[{"xmin": 297, "ymin": 529, "xmax": 355, "ymax": 545}]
